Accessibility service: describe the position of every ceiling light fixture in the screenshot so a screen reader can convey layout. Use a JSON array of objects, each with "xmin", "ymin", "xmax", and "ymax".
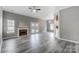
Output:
[{"xmin": 29, "ymin": 6, "xmax": 41, "ymax": 13}]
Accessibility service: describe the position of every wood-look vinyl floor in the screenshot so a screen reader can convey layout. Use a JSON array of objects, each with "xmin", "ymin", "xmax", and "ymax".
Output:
[{"xmin": 1, "ymin": 32, "xmax": 79, "ymax": 53}]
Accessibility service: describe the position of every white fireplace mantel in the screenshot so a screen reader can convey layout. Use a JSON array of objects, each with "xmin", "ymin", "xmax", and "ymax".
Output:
[{"xmin": 17, "ymin": 27, "xmax": 29, "ymax": 37}]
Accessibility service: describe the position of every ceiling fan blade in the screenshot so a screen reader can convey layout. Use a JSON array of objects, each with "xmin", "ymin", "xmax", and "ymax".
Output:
[
  {"xmin": 29, "ymin": 8, "xmax": 32, "ymax": 9},
  {"xmin": 36, "ymin": 9, "xmax": 41, "ymax": 10}
]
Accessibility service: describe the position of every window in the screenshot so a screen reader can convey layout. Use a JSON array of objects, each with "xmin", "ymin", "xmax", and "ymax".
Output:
[
  {"xmin": 47, "ymin": 20, "xmax": 54, "ymax": 31},
  {"xmin": 7, "ymin": 20, "xmax": 15, "ymax": 33},
  {"xmin": 30, "ymin": 22, "xmax": 39, "ymax": 33},
  {"xmin": 50, "ymin": 23, "xmax": 54, "ymax": 30},
  {"xmin": 31, "ymin": 29, "xmax": 35, "ymax": 33}
]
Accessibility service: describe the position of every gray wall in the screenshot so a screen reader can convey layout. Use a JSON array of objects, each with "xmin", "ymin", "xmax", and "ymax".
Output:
[
  {"xmin": 59, "ymin": 6, "xmax": 79, "ymax": 42},
  {"xmin": 0, "ymin": 8, "xmax": 2, "ymax": 52},
  {"xmin": 3, "ymin": 11, "xmax": 46, "ymax": 39}
]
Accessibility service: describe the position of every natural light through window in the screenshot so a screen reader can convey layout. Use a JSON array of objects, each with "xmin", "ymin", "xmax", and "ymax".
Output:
[
  {"xmin": 50, "ymin": 23, "xmax": 54, "ymax": 30},
  {"xmin": 31, "ymin": 22, "xmax": 39, "ymax": 33},
  {"xmin": 48, "ymin": 20, "xmax": 54, "ymax": 31},
  {"xmin": 7, "ymin": 20, "xmax": 15, "ymax": 33}
]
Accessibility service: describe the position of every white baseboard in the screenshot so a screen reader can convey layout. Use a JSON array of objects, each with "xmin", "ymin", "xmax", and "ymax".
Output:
[
  {"xmin": 56, "ymin": 37, "xmax": 79, "ymax": 44},
  {"xmin": 3, "ymin": 34, "xmax": 31, "ymax": 40},
  {"xmin": 3, "ymin": 36, "xmax": 18, "ymax": 40}
]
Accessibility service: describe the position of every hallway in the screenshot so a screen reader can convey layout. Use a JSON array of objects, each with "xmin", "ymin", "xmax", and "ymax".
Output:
[{"xmin": 1, "ymin": 32, "xmax": 79, "ymax": 53}]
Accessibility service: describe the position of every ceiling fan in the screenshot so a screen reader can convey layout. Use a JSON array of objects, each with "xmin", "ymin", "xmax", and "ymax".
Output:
[{"xmin": 28, "ymin": 6, "xmax": 41, "ymax": 13}]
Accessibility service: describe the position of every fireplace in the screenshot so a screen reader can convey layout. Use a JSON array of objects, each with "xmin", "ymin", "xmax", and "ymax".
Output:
[
  {"xmin": 18, "ymin": 27, "xmax": 29, "ymax": 37},
  {"xmin": 19, "ymin": 29, "xmax": 27, "ymax": 36}
]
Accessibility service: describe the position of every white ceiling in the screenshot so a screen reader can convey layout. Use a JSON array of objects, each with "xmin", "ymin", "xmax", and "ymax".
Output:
[
  {"xmin": 1, "ymin": 6, "xmax": 56, "ymax": 20},
  {"xmin": 1, "ymin": 6, "xmax": 71, "ymax": 20}
]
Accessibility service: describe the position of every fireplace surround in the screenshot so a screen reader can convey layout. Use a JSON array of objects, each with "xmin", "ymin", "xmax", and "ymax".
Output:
[{"xmin": 18, "ymin": 27, "xmax": 29, "ymax": 37}]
